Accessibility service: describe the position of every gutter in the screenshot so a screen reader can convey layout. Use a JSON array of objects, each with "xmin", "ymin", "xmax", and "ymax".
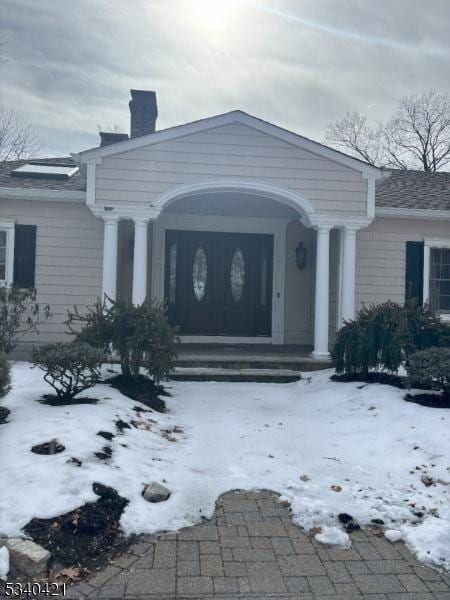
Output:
[
  {"xmin": 376, "ymin": 207, "xmax": 450, "ymax": 220},
  {"xmin": 0, "ymin": 187, "xmax": 86, "ymax": 203}
]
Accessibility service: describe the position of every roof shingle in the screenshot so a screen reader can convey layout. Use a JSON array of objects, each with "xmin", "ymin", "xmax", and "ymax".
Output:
[{"xmin": 375, "ymin": 170, "xmax": 450, "ymax": 211}]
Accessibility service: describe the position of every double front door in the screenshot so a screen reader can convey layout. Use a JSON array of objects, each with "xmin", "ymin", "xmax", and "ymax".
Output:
[{"xmin": 164, "ymin": 230, "xmax": 273, "ymax": 336}]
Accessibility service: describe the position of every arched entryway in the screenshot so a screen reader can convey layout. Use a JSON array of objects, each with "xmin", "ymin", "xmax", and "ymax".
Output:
[{"xmin": 150, "ymin": 180, "xmax": 314, "ymax": 344}]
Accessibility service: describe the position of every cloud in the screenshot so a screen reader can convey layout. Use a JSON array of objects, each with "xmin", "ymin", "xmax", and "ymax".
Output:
[{"xmin": 2, "ymin": 0, "xmax": 449, "ymax": 156}]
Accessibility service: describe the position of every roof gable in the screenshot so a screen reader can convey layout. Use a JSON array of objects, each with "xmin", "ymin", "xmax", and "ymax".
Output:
[{"xmin": 75, "ymin": 110, "xmax": 383, "ymax": 178}]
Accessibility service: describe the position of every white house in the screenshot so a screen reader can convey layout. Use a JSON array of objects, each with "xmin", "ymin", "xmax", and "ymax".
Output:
[{"xmin": 1, "ymin": 90, "xmax": 449, "ymax": 357}]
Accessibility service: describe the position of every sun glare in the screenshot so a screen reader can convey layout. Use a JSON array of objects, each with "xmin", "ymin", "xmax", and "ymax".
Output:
[{"xmin": 192, "ymin": 0, "xmax": 243, "ymax": 27}]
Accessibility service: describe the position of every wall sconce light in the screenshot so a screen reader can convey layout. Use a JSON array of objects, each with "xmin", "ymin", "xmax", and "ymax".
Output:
[{"xmin": 295, "ymin": 241, "xmax": 308, "ymax": 270}]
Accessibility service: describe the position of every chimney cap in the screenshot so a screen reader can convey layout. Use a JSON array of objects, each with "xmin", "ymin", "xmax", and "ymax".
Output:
[
  {"xmin": 99, "ymin": 131, "xmax": 129, "ymax": 147},
  {"xmin": 130, "ymin": 89, "xmax": 157, "ymax": 100}
]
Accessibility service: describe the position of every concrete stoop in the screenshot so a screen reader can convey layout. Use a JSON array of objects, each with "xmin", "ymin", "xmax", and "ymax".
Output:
[
  {"xmin": 171, "ymin": 346, "xmax": 332, "ymax": 382},
  {"xmin": 170, "ymin": 367, "xmax": 302, "ymax": 383}
]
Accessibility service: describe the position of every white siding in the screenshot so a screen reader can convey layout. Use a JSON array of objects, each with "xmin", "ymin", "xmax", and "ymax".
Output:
[
  {"xmin": 95, "ymin": 123, "xmax": 368, "ymax": 216},
  {"xmin": 1, "ymin": 198, "xmax": 103, "ymax": 344},
  {"xmin": 356, "ymin": 217, "xmax": 450, "ymax": 307}
]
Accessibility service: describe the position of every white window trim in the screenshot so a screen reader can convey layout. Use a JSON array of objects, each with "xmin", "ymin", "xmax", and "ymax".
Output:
[
  {"xmin": 423, "ymin": 237, "xmax": 450, "ymax": 322},
  {"xmin": 0, "ymin": 220, "xmax": 15, "ymax": 286}
]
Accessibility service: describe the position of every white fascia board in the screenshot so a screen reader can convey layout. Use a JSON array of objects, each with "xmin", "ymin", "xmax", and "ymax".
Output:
[
  {"xmin": 74, "ymin": 110, "xmax": 383, "ymax": 178},
  {"xmin": 0, "ymin": 187, "xmax": 85, "ymax": 202},
  {"xmin": 376, "ymin": 207, "xmax": 450, "ymax": 220}
]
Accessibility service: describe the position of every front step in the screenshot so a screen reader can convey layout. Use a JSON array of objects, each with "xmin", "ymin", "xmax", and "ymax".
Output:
[{"xmin": 170, "ymin": 367, "xmax": 302, "ymax": 383}]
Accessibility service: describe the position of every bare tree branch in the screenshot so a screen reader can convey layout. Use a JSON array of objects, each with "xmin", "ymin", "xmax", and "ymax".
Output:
[
  {"xmin": 324, "ymin": 90, "xmax": 450, "ymax": 172},
  {"xmin": 0, "ymin": 108, "xmax": 42, "ymax": 162}
]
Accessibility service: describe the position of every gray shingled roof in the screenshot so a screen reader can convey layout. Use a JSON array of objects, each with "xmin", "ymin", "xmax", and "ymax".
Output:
[
  {"xmin": 0, "ymin": 157, "xmax": 86, "ymax": 191},
  {"xmin": 375, "ymin": 170, "xmax": 450, "ymax": 211}
]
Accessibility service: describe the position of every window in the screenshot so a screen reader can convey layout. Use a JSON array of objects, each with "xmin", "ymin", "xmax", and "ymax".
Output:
[
  {"xmin": 0, "ymin": 222, "xmax": 15, "ymax": 286},
  {"xmin": 424, "ymin": 239, "xmax": 450, "ymax": 321},
  {"xmin": 430, "ymin": 247, "xmax": 450, "ymax": 315}
]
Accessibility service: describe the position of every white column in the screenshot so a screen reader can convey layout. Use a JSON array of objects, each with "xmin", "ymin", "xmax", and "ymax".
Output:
[
  {"xmin": 101, "ymin": 216, "xmax": 119, "ymax": 303},
  {"xmin": 312, "ymin": 225, "xmax": 331, "ymax": 358},
  {"xmin": 340, "ymin": 226, "xmax": 358, "ymax": 324},
  {"xmin": 132, "ymin": 218, "xmax": 148, "ymax": 305}
]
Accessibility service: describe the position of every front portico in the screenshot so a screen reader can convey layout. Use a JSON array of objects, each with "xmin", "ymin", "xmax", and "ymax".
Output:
[{"xmin": 75, "ymin": 110, "xmax": 383, "ymax": 357}]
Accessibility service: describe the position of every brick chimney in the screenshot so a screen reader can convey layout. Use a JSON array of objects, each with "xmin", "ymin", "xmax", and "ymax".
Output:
[
  {"xmin": 99, "ymin": 132, "xmax": 129, "ymax": 147},
  {"xmin": 129, "ymin": 90, "xmax": 158, "ymax": 138}
]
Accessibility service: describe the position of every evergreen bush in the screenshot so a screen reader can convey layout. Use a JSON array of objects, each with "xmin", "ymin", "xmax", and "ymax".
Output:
[
  {"xmin": 0, "ymin": 286, "xmax": 50, "ymax": 354},
  {"xmin": 31, "ymin": 342, "xmax": 104, "ymax": 401},
  {"xmin": 332, "ymin": 301, "xmax": 450, "ymax": 376},
  {"xmin": 0, "ymin": 352, "xmax": 11, "ymax": 398},
  {"xmin": 407, "ymin": 347, "xmax": 450, "ymax": 399},
  {"xmin": 66, "ymin": 297, "xmax": 178, "ymax": 383}
]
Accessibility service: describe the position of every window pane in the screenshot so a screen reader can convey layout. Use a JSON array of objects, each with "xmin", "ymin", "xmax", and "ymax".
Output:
[
  {"xmin": 0, "ymin": 231, "xmax": 6, "ymax": 247},
  {"xmin": 230, "ymin": 248, "xmax": 245, "ymax": 303},
  {"xmin": 0, "ymin": 264, "xmax": 4, "ymax": 280},
  {"xmin": 169, "ymin": 243, "xmax": 177, "ymax": 304},
  {"xmin": 193, "ymin": 246, "xmax": 207, "ymax": 302},
  {"xmin": 430, "ymin": 247, "xmax": 450, "ymax": 313},
  {"xmin": 0, "ymin": 247, "xmax": 5, "ymax": 263}
]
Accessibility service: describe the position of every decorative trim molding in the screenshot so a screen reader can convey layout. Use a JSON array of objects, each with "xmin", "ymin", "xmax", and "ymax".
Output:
[
  {"xmin": 89, "ymin": 205, "xmax": 159, "ymax": 220},
  {"xmin": 74, "ymin": 110, "xmax": 383, "ymax": 177},
  {"xmin": 0, "ymin": 187, "xmax": 86, "ymax": 202},
  {"xmin": 301, "ymin": 214, "xmax": 373, "ymax": 229},
  {"xmin": 376, "ymin": 207, "xmax": 450, "ymax": 220},
  {"xmin": 153, "ymin": 180, "xmax": 315, "ymax": 217}
]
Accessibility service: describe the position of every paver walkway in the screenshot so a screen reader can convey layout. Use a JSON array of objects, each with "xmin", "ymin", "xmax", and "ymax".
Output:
[{"xmin": 67, "ymin": 490, "xmax": 449, "ymax": 600}]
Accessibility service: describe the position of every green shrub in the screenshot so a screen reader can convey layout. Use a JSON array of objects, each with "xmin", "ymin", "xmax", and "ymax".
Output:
[
  {"xmin": 66, "ymin": 298, "xmax": 178, "ymax": 383},
  {"xmin": 407, "ymin": 347, "xmax": 450, "ymax": 399},
  {"xmin": 0, "ymin": 286, "xmax": 50, "ymax": 354},
  {"xmin": 31, "ymin": 342, "xmax": 104, "ymax": 401},
  {"xmin": 0, "ymin": 352, "xmax": 11, "ymax": 398},
  {"xmin": 332, "ymin": 301, "xmax": 450, "ymax": 376}
]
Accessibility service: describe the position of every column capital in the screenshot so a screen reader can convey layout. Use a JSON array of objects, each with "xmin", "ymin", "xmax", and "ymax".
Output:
[
  {"xmin": 102, "ymin": 213, "xmax": 120, "ymax": 224},
  {"xmin": 302, "ymin": 214, "xmax": 373, "ymax": 231},
  {"xmin": 133, "ymin": 216, "xmax": 150, "ymax": 226}
]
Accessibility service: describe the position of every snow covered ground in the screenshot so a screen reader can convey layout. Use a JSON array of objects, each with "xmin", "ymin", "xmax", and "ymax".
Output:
[{"xmin": 1, "ymin": 362, "xmax": 449, "ymax": 570}]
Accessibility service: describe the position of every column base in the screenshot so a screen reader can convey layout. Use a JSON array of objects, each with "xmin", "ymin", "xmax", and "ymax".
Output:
[{"xmin": 310, "ymin": 351, "xmax": 331, "ymax": 360}]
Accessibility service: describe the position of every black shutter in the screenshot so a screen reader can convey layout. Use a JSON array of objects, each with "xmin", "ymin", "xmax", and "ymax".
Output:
[
  {"xmin": 405, "ymin": 241, "xmax": 424, "ymax": 304},
  {"xmin": 13, "ymin": 225, "xmax": 37, "ymax": 288}
]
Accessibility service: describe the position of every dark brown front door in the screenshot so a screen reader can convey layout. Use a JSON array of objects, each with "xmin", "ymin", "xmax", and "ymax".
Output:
[{"xmin": 165, "ymin": 230, "xmax": 273, "ymax": 336}]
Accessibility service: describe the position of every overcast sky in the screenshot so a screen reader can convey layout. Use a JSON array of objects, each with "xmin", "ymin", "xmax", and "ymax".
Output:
[{"xmin": 1, "ymin": 0, "xmax": 449, "ymax": 156}]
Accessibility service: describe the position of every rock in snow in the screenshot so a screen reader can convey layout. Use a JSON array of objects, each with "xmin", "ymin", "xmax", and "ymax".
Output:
[
  {"xmin": 143, "ymin": 482, "xmax": 171, "ymax": 503},
  {"xmin": 6, "ymin": 538, "xmax": 50, "ymax": 577},
  {"xmin": 0, "ymin": 546, "xmax": 9, "ymax": 580},
  {"xmin": 385, "ymin": 529, "xmax": 403, "ymax": 543},
  {"xmin": 315, "ymin": 526, "xmax": 351, "ymax": 547}
]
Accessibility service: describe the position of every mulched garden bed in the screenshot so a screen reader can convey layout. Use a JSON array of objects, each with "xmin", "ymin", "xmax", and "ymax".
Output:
[
  {"xmin": 106, "ymin": 374, "xmax": 168, "ymax": 412},
  {"xmin": 0, "ymin": 405, "xmax": 10, "ymax": 425},
  {"xmin": 405, "ymin": 393, "xmax": 450, "ymax": 409},
  {"xmin": 331, "ymin": 372, "xmax": 406, "ymax": 389},
  {"xmin": 23, "ymin": 483, "xmax": 130, "ymax": 574},
  {"xmin": 38, "ymin": 395, "xmax": 100, "ymax": 406}
]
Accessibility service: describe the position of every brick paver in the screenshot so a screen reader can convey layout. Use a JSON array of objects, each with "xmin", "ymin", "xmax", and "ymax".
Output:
[{"xmin": 65, "ymin": 490, "xmax": 449, "ymax": 599}]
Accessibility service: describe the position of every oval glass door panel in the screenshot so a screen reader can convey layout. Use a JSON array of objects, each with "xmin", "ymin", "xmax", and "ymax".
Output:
[
  {"xmin": 230, "ymin": 248, "xmax": 245, "ymax": 303},
  {"xmin": 193, "ymin": 246, "xmax": 207, "ymax": 302}
]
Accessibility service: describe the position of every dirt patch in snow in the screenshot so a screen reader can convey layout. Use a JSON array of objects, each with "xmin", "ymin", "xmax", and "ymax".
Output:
[
  {"xmin": 106, "ymin": 374, "xmax": 168, "ymax": 412},
  {"xmin": 405, "ymin": 393, "xmax": 450, "ymax": 409},
  {"xmin": 0, "ymin": 406, "xmax": 10, "ymax": 425},
  {"xmin": 331, "ymin": 372, "xmax": 406, "ymax": 388},
  {"xmin": 31, "ymin": 440, "xmax": 66, "ymax": 455},
  {"xmin": 38, "ymin": 395, "xmax": 100, "ymax": 406},
  {"xmin": 23, "ymin": 483, "xmax": 130, "ymax": 574}
]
